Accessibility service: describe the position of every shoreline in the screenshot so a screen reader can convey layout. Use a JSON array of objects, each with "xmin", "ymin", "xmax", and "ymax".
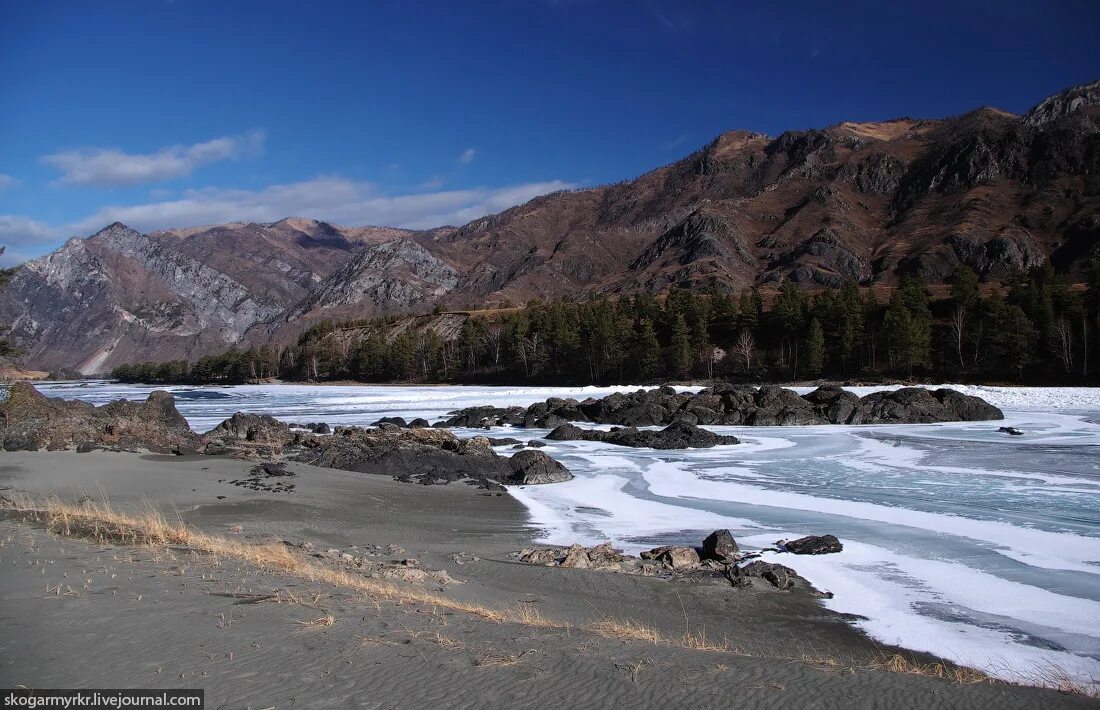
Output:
[{"xmin": 0, "ymin": 450, "xmax": 1094, "ymax": 706}]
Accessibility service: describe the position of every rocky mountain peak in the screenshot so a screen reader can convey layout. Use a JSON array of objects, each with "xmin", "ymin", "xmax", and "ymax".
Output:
[
  {"xmin": 1023, "ymin": 79, "xmax": 1100, "ymax": 126},
  {"xmin": 89, "ymin": 221, "xmax": 143, "ymax": 242}
]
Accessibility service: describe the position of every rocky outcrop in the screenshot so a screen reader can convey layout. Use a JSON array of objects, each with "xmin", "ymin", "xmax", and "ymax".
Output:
[
  {"xmin": 1023, "ymin": 79, "xmax": 1100, "ymax": 126},
  {"xmin": 545, "ymin": 421, "xmax": 739, "ymax": 449},
  {"xmin": 442, "ymin": 385, "xmax": 1002, "ymax": 430},
  {"xmin": 206, "ymin": 413, "xmax": 290, "ymax": 443},
  {"xmin": 289, "ymin": 239, "xmax": 458, "ymax": 319},
  {"xmin": 0, "ymin": 382, "xmax": 202, "ymax": 453},
  {"xmin": 515, "ymin": 529, "xmax": 839, "ymax": 591},
  {"xmin": 291, "ymin": 426, "xmax": 572, "ymax": 487}
]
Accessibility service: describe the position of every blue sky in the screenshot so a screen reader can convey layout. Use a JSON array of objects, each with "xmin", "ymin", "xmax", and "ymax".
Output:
[{"xmin": 0, "ymin": 0, "xmax": 1097, "ymax": 265}]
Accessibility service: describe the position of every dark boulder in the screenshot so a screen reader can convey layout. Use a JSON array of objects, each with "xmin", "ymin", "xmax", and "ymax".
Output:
[
  {"xmin": 751, "ymin": 386, "xmax": 824, "ymax": 426},
  {"xmin": 205, "ymin": 413, "xmax": 290, "ymax": 445},
  {"xmin": 507, "ymin": 450, "xmax": 574, "ymax": 485},
  {"xmin": 701, "ymin": 529, "xmax": 741, "ymax": 562},
  {"xmin": 780, "ymin": 534, "xmax": 843, "ymax": 555},
  {"xmin": 934, "ymin": 389, "xmax": 1004, "ymax": 421},
  {"xmin": 730, "ymin": 561, "xmax": 797, "ymax": 589},
  {"xmin": 861, "ymin": 388, "xmax": 951, "ymax": 423},
  {"xmin": 998, "ymin": 426, "xmax": 1024, "ymax": 436},
  {"xmin": 372, "ymin": 416, "xmax": 407, "ymax": 427},
  {"xmin": 487, "ymin": 437, "xmax": 523, "ymax": 446},
  {"xmin": 802, "ymin": 386, "xmax": 864, "ymax": 424}
]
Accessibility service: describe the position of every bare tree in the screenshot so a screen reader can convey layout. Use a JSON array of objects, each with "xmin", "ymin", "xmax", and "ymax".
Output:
[
  {"xmin": 517, "ymin": 332, "xmax": 542, "ymax": 378},
  {"xmin": 1053, "ymin": 316, "xmax": 1074, "ymax": 373},
  {"xmin": 730, "ymin": 330, "xmax": 755, "ymax": 375},
  {"xmin": 1083, "ymin": 316, "xmax": 1089, "ymax": 378},
  {"xmin": 481, "ymin": 325, "xmax": 504, "ymax": 368},
  {"xmin": 949, "ymin": 305, "xmax": 966, "ymax": 368}
]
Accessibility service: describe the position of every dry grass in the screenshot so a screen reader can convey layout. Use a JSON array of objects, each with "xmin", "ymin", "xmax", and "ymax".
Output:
[
  {"xmin": 1028, "ymin": 663, "xmax": 1100, "ymax": 698},
  {"xmin": 872, "ymin": 653, "xmax": 994, "ymax": 685},
  {"xmin": 585, "ymin": 618, "xmax": 661, "ymax": 643},
  {"xmin": 10, "ymin": 495, "xmax": 1096, "ymax": 696},
  {"xmin": 681, "ymin": 629, "xmax": 747, "ymax": 655}
]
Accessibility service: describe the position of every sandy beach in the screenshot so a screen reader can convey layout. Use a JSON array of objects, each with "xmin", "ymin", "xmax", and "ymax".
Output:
[{"xmin": 0, "ymin": 450, "xmax": 1092, "ymax": 708}]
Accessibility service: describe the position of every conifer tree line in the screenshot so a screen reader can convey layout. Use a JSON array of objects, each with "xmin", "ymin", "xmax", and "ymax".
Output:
[{"xmin": 113, "ymin": 260, "xmax": 1100, "ymax": 386}]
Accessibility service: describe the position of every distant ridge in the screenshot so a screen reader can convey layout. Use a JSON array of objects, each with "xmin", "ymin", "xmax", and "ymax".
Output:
[{"xmin": 1, "ymin": 79, "xmax": 1097, "ymax": 372}]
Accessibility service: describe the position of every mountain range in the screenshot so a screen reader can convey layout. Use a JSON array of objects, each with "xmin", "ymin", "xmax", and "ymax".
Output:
[{"xmin": 2, "ymin": 80, "xmax": 1098, "ymax": 373}]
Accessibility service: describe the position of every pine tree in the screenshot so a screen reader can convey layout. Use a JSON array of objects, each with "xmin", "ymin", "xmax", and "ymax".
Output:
[
  {"xmin": 837, "ymin": 281, "xmax": 864, "ymax": 372},
  {"xmin": 882, "ymin": 276, "xmax": 932, "ymax": 376},
  {"xmin": 634, "ymin": 318, "xmax": 661, "ymax": 381},
  {"xmin": 806, "ymin": 318, "xmax": 825, "ymax": 376},
  {"xmin": 667, "ymin": 314, "xmax": 692, "ymax": 379}
]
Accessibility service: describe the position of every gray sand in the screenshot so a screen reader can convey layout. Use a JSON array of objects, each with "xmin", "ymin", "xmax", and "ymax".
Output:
[{"xmin": 0, "ymin": 451, "xmax": 1092, "ymax": 708}]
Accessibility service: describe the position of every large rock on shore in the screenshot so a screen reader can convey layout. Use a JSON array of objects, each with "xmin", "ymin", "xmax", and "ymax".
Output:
[
  {"xmin": 440, "ymin": 384, "xmax": 1003, "ymax": 430},
  {"xmin": 0, "ymin": 382, "xmax": 202, "ymax": 453},
  {"xmin": 507, "ymin": 449, "xmax": 574, "ymax": 484},
  {"xmin": 546, "ymin": 421, "xmax": 739, "ymax": 449},
  {"xmin": 206, "ymin": 413, "xmax": 290, "ymax": 443},
  {"xmin": 292, "ymin": 426, "xmax": 572, "ymax": 487}
]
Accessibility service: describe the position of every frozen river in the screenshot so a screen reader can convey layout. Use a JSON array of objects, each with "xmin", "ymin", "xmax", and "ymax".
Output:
[{"xmin": 36, "ymin": 380, "xmax": 1100, "ymax": 687}]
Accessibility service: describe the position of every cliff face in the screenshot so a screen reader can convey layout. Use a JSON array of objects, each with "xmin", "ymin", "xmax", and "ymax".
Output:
[{"xmin": 2, "ymin": 80, "xmax": 1097, "ymax": 372}]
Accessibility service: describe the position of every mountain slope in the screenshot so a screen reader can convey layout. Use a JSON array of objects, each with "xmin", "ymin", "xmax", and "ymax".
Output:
[
  {"xmin": 0, "ymin": 220, "xmax": 412, "ymax": 371},
  {"xmin": 2, "ymin": 79, "xmax": 1097, "ymax": 372}
]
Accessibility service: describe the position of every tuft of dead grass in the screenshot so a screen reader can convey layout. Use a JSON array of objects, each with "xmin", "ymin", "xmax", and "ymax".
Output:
[
  {"xmin": 872, "ymin": 653, "xmax": 993, "ymax": 685},
  {"xmin": 585, "ymin": 618, "xmax": 661, "ymax": 643}
]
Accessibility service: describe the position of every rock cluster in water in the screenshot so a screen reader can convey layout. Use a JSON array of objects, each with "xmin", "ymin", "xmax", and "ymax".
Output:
[
  {"xmin": 440, "ymin": 384, "xmax": 1003, "ymax": 429},
  {"xmin": 515, "ymin": 530, "xmax": 843, "ymax": 591},
  {"xmin": 545, "ymin": 420, "xmax": 739, "ymax": 449}
]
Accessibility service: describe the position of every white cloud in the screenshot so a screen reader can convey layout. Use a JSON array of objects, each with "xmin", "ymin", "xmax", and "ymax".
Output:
[
  {"xmin": 458, "ymin": 148, "xmax": 476, "ymax": 164},
  {"xmin": 42, "ymin": 130, "xmax": 266, "ymax": 187},
  {"xmin": 0, "ymin": 174, "xmax": 17, "ymax": 190},
  {"xmin": 69, "ymin": 176, "xmax": 576, "ymax": 234},
  {"xmin": 0, "ymin": 215, "xmax": 60, "ymax": 266}
]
